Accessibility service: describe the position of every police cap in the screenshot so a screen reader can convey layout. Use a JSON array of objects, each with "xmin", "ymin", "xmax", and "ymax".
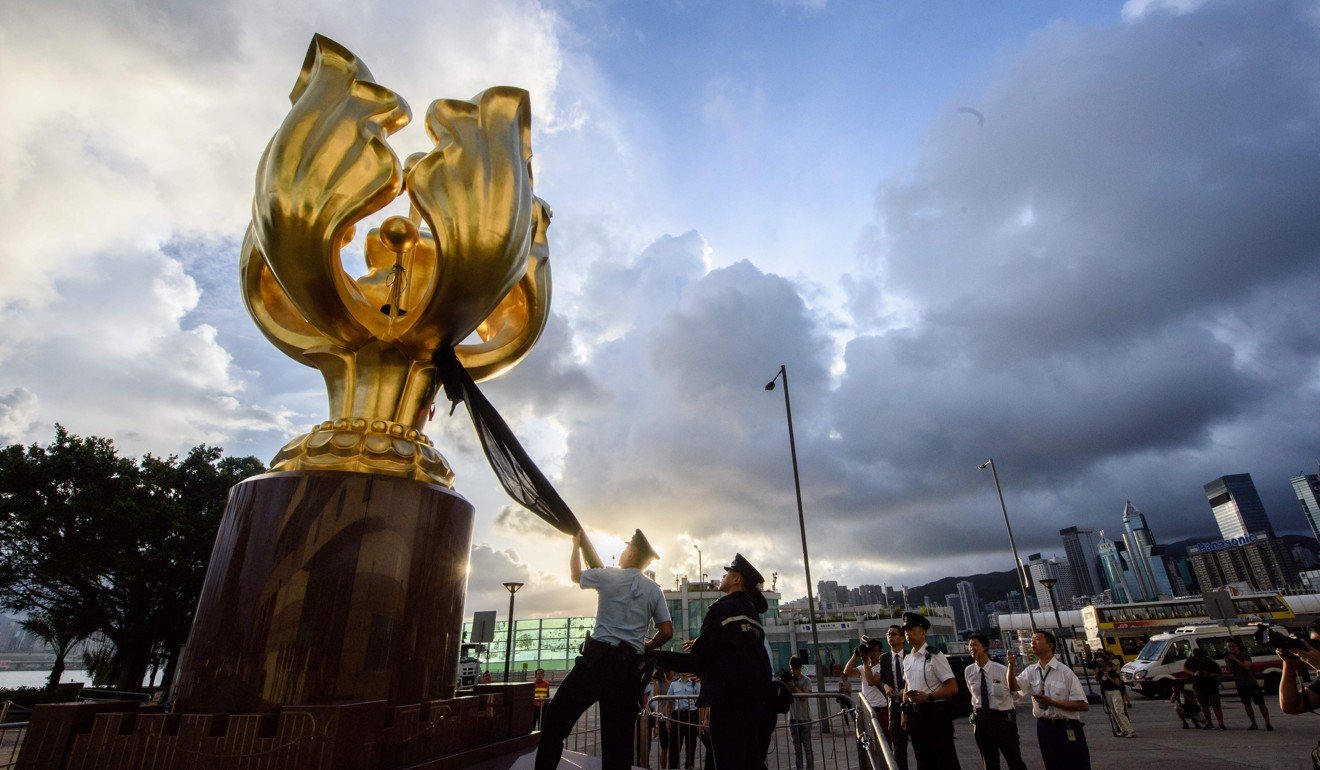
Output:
[
  {"xmin": 724, "ymin": 553, "xmax": 765, "ymax": 587},
  {"xmin": 901, "ymin": 612, "xmax": 930, "ymax": 630},
  {"xmin": 629, "ymin": 529, "xmax": 659, "ymax": 561}
]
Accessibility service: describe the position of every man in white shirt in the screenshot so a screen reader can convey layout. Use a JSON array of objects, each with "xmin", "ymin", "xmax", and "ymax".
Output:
[
  {"xmin": 844, "ymin": 637, "xmax": 888, "ymax": 740},
  {"xmin": 536, "ymin": 530, "xmax": 673, "ymax": 770},
  {"xmin": 879, "ymin": 625, "xmax": 911, "ymax": 770},
  {"xmin": 1009, "ymin": 630, "xmax": 1090, "ymax": 770},
  {"xmin": 900, "ymin": 612, "xmax": 961, "ymax": 769},
  {"xmin": 667, "ymin": 673, "xmax": 700, "ymax": 769},
  {"xmin": 965, "ymin": 633, "xmax": 1027, "ymax": 770}
]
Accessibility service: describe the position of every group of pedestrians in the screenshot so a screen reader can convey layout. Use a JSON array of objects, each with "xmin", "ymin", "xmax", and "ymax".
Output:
[
  {"xmin": 638, "ymin": 669, "xmax": 702, "ymax": 768},
  {"xmin": 846, "ymin": 624, "xmax": 1091, "ymax": 770},
  {"xmin": 527, "ymin": 522, "xmax": 1320, "ymax": 770}
]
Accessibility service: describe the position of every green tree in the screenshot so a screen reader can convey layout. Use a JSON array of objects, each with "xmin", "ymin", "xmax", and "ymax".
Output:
[
  {"xmin": 0, "ymin": 426, "xmax": 263, "ymax": 691},
  {"xmin": 19, "ymin": 607, "xmax": 96, "ymax": 690}
]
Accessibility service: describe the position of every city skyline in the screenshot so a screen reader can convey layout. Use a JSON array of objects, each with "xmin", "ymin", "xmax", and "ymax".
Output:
[{"xmin": 2, "ymin": 0, "xmax": 1318, "ymax": 618}]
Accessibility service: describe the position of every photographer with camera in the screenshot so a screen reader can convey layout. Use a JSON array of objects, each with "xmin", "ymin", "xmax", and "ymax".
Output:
[
  {"xmin": 784, "ymin": 657, "xmax": 815, "ymax": 770},
  {"xmin": 1263, "ymin": 620, "xmax": 1320, "ymax": 714},
  {"xmin": 1224, "ymin": 638, "xmax": 1272, "ymax": 730},
  {"xmin": 845, "ymin": 637, "xmax": 889, "ymax": 740}
]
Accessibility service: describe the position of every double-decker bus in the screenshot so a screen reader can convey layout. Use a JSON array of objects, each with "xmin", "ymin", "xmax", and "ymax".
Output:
[{"xmin": 1082, "ymin": 593, "xmax": 1294, "ymax": 662}]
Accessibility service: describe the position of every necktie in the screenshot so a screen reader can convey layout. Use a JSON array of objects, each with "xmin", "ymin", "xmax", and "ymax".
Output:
[{"xmin": 980, "ymin": 667, "xmax": 990, "ymax": 710}]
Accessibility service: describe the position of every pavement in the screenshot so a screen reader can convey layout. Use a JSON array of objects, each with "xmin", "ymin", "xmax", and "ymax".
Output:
[
  {"xmin": 489, "ymin": 691, "xmax": 1320, "ymax": 769},
  {"xmin": 971, "ymin": 693, "xmax": 1319, "ymax": 770}
]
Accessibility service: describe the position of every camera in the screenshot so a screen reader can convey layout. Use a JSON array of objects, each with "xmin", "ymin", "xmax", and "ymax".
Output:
[{"xmin": 1254, "ymin": 623, "xmax": 1313, "ymax": 655}]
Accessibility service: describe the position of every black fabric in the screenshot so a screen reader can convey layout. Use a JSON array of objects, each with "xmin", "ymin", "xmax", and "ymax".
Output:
[{"xmin": 433, "ymin": 346, "xmax": 582, "ymax": 535}]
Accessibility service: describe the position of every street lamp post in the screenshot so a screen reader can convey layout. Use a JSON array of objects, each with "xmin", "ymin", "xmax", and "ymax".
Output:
[
  {"xmin": 502, "ymin": 581, "xmax": 524, "ymax": 683},
  {"xmin": 1038, "ymin": 577, "xmax": 1076, "ymax": 674},
  {"xmin": 694, "ymin": 544, "xmax": 704, "ymax": 586},
  {"xmin": 978, "ymin": 459, "xmax": 1037, "ymax": 643},
  {"xmin": 766, "ymin": 364, "xmax": 827, "ymax": 704}
]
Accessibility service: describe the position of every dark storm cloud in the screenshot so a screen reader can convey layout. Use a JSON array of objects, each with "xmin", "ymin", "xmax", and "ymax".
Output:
[
  {"xmin": 830, "ymin": 0, "xmax": 1320, "ymax": 561},
  {"xmin": 441, "ymin": 0, "xmax": 1320, "ymax": 597}
]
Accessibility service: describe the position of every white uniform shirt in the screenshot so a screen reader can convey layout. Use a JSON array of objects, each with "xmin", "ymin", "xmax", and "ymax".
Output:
[
  {"xmin": 580, "ymin": 567, "xmax": 671, "ymax": 652},
  {"xmin": 965, "ymin": 660, "xmax": 1014, "ymax": 712},
  {"xmin": 1014, "ymin": 657, "xmax": 1086, "ymax": 720},
  {"xmin": 902, "ymin": 643, "xmax": 955, "ymax": 696},
  {"xmin": 668, "ymin": 677, "xmax": 699, "ymax": 710},
  {"xmin": 858, "ymin": 661, "xmax": 888, "ymax": 707}
]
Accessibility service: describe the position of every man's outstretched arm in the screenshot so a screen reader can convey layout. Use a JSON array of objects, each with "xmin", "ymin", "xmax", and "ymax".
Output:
[{"xmin": 570, "ymin": 531, "xmax": 584, "ymax": 585}]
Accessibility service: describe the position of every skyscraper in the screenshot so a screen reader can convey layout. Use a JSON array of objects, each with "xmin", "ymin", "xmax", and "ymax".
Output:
[
  {"xmin": 1060, "ymin": 526, "xmax": 1103, "ymax": 597},
  {"xmin": 1027, "ymin": 553, "xmax": 1078, "ymax": 612},
  {"xmin": 1292, "ymin": 469, "xmax": 1320, "ymax": 544},
  {"xmin": 946, "ymin": 593, "xmax": 967, "ymax": 634},
  {"xmin": 1097, "ymin": 531, "xmax": 1134, "ymax": 604},
  {"xmin": 1121, "ymin": 501, "xmax": 1160, "ymax": 601},
  {"xmin": 956, "ymin": 580, "xmax": 985, "ymax": 632},
  {"xmin": 1205, "ymin": 474, "xmax": 1276, "ymax": 539}
]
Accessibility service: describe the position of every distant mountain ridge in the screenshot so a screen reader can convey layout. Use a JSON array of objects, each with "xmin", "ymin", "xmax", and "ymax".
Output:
[{"xmin": 902, "ymin": 533, "xmax": 1319, "ymax": 606}]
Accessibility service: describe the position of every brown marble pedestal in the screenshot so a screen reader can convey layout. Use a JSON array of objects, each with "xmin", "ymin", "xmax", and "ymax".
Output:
[{"xmin": 171, "ymin": 470, "xmax": 475, "ymax": 714}]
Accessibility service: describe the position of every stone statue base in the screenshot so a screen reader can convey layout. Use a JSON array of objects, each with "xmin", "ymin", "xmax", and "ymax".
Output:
[
  {"xmin": 15, "ymin": 684, "xmax": 536, "ymax": 770},
  {"xmin": 171, "ymin": 470, "xmax": 475, "ymax": 713}
]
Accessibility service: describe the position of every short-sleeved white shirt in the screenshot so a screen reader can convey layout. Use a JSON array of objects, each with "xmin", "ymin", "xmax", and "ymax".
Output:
[
  {"xmin": 1015, "ymin": 657, "xmax": 1086, "ymax": 720},
  {"xmin": 903, "ymin": 644, "xmax": 955, "ymax": 695},
  {"xmin": 580, "ymin": 567, "xmax": 670, "ymax": 652},
  {"xmin": 858, "ymin": 662, "xmax": 888, "ymax": 707},
  {"xmin": 965, "ymin": 660, "xmax": 1015, "ymax": 711}
]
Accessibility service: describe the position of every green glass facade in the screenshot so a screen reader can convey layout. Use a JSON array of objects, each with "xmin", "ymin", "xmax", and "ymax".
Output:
[{"xmin": 462, "ymin": 616, "xmax": 596, "ymax": 676}]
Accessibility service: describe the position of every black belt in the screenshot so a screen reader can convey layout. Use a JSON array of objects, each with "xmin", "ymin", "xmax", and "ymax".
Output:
[
  {"xmin": 1039, "ymin": 717, "xmax": 1079, "ymax": 725},
  {"xmin": 583, "ymin": 636, "xmax": 641, "ymax": 658},
  {"xmin": 976, "ymin": 708, "xmax": 1014, "ymax": 716}
]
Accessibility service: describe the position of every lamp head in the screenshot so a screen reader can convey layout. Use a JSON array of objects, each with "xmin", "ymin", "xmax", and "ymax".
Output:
[
  {"xmin": 1039, "ymin": 577, "xmax": 1057, "ymax": 590},
  {"xmin": 503, "ymin": 581, "xmax": 524, "ymax": 594},
  {"xmin": 978, "ymin": 460, "xmax": 992, "ymax": 470},
  {"xmin": 764, "ymin": 380, "xmax": 776, "ymax": 391}
]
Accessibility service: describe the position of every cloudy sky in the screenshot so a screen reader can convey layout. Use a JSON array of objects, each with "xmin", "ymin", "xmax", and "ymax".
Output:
[{"xmin": 2, "ymin": 0, "xmax": 1318, "ymax": 617}]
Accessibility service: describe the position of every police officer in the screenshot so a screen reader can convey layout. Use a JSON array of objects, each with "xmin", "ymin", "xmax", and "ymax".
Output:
[
  {"xmin": 686, "ymin": 553, "xmax": 772, "ymax": 769},
  {"xmin": 536, "ymin": 530, "xmax": 673, "ymax": 770},
  {"xmin": 899, "ymin": 612, "xmax": 960, "ymax": 769}
]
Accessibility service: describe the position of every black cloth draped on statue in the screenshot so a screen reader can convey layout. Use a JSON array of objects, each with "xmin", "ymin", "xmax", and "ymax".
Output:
[{"xmin": 431, "ymin": 346, "xmax": 583, "ymax": 537}]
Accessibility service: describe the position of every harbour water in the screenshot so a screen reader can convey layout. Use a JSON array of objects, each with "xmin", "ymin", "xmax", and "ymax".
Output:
[{"xmin": 0, "ymin": 670, "xmax": 91, "ymax": 691}]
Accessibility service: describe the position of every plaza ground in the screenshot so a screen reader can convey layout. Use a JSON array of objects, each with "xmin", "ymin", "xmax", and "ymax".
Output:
[{"xmin": 537, "ymin": 687, "xmax": 1320, "ymax": 769}]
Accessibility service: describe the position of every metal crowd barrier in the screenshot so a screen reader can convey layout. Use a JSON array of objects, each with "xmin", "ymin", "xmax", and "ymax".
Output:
[
  {"xmin": 852, "ymin": 696, "xmax": 900, "ymax": 770},
  {"xmin": 562, "ymin": 692, "xmax": 890, "ymax": 770},
  {"xmin": 0, "ymin": 718, "xmax": 28, "ymax": 770}
]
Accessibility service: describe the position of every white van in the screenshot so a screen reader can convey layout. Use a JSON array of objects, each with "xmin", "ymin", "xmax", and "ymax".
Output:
[{"xmin": 1120, "ymin": 624, "xmax": 1283, "ymax": 699}]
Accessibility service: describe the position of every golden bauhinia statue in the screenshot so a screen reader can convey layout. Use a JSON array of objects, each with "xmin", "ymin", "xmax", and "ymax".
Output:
[{"xmin": 242, "ymin": 34, "xmax": 551, "ymax": 486}]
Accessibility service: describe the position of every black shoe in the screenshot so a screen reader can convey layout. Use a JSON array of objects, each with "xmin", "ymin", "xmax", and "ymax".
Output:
[
  {"xmin": 1202, "ymin": 722, "xmax": 1214, "ymax": 730},
  {"xmin": 1219, "ymin": 724, "xmax": 1227, "ymax": 730},
  {"xmin": 1248, "ymin": 724, "xmax": 1258, "ymax": 730},
  {"xmin": 1181, "ymin": 723, "xmax": 1190, "ymax": 729},
  {"xmin": 1266, "ymin": 724, "xmax": 1274, "ymax": 731}
]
